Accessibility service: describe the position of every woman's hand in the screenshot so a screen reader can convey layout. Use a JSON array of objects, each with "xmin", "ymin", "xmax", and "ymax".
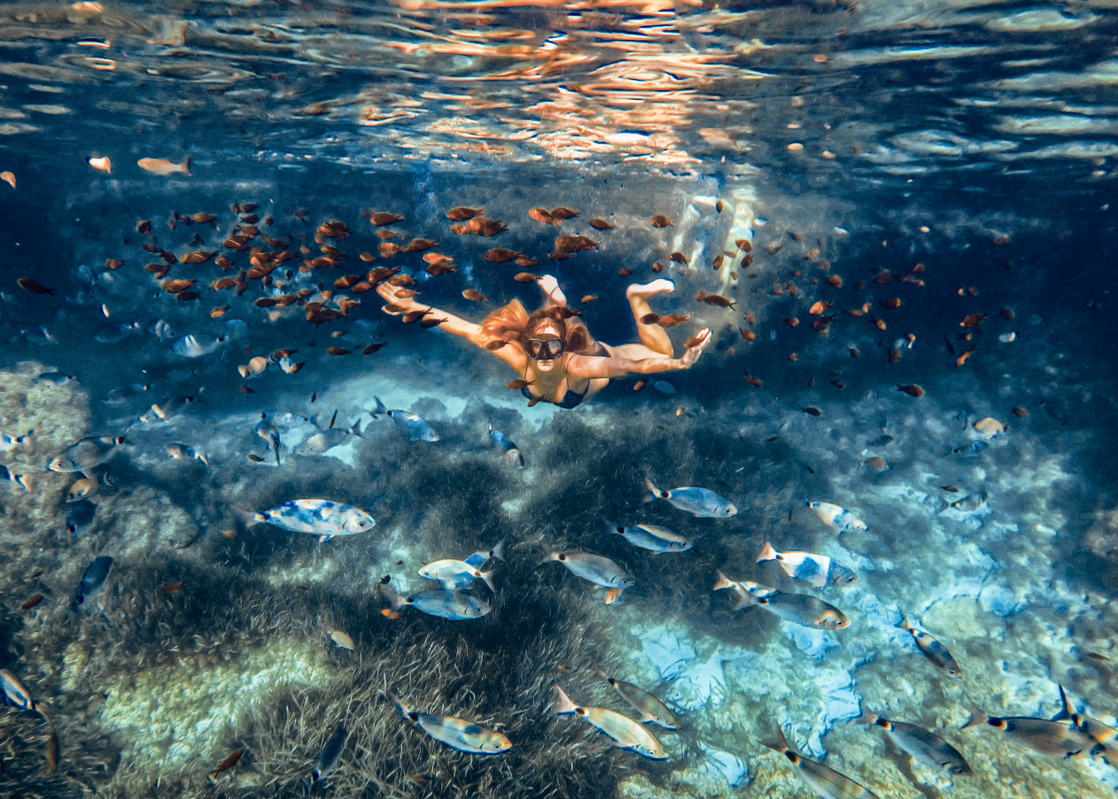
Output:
[
  {"xmin": 679, "ymin": 328, "xmax": 711, "ymax": 368},
  {"xmin": 376, "ymin": 280, "xmax": 421, "ymax": 313}
]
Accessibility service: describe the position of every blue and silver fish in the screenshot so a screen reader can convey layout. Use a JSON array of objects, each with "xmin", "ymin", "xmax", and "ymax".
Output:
[
  {"xmin": 48, "ymin": 435, "xmax": 125, "ymax": 473},
  {"xmin": 304, "ymin": 726, "xmax": 348, "ymax": 788},
  {"xmin": 764, "ymin": 727, "xmax": 879, "ymax": 798},
  {"xmin": 171, "ymin": 334, "xmax": 227, "ymax": 358},
  {"xmin": 66, "ymin": 499, "xmax": 97, "ymax": 538},
  {"xmin": 488, "ymin": 418, "xmax": 523, "ymax": 467},
  {"xmin": 643, "ymin": 476, "xmax": 737, "ymax": 518},
  {"xmin": 538, "ymin": 549, "xmax": 634, "ymax": 590},
  {"xmin": 387, "ymin": 410, "xmax": 439, "ymax": 442},
  {"xmin": 757, "ymin": 542, "xmax": 858, "ymax": 587},
  {"xmin": 294, "ymin": 410, "xmax": 361, "ymax": 456},
  {"xmin": 253, "ymin": 413, "xmax": 281, "ymax": 465},
  {"xmin": 806, "ymin": 501, "xmax": 867, "ymax": 534},
  {"xmin": 602, "ymin": 519, "xmax": 692, "ymax": 554},
  {"xmin": 101, "ymin": 383, "xmax": 153, "ymax": 405},
  {"xmin": 381, "ymin": 586, "xmax": 491, "ymax": 621},
  {"xmin": 241, "ymin": 499, "xmax": 375, "ymax": 542},
  {"xmin": 389, "ymin": 693, "xmax": 511, "ymax": 754},
  {"xmin": 419, "ymin": 558, "xmax": 497, "ymax": 592},
  {"xmin": 94, "ymin": 321, "xmax": 141, "ymax": 343},
  {"xmin": 553, "ymin": 685, "xmax": 665, "ymax": 759},
  {"xmin": 73, "ymin": 555, "xmax": 113, "ymax": 608},
  {"xmin": 854, "ymin": 703, "xmax": 971, "ymax": 776},
  {"xmin": 896, "ymin": 614, "xmax": 961, "ymax": 678}
]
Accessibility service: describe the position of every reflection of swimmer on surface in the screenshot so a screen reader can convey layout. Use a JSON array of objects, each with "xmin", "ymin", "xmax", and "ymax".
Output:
[{"xmin": 377, "ymin": 275, "xmax": 711, "ymax": 408}]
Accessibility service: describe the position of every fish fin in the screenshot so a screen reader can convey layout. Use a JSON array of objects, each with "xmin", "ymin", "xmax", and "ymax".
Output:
[
  {"xmin": 379, "ymin": 583, "xmax": 405, "ymax": 612},
  {"xmin": 961, "ymin": 704, "xmax": 988, "ymax": 730},
  {"xmin": 489, "ymin": 538, "xmax": 506, "ymax": 562},
  {"xmin": 552, "ymin": 684, "xmax": 577, "ymax": 715},
  {"xmin": 757, "ymin": 541, "xmax": 778, "ymax": 562},
  {"xmin": 642, "ymin": 476, "xmax": 661, "ymax": 502},
  {"xmin": 731, "ymin": 591, "xmax": 757, "ymax": 611},
  {"xmin": 852, "ymin": 701, "xmax": 876, "ymax": 726},
  {"xmin": 182, "ymin": 156, "xmax": 191, "ymax": 177},
  {"xmin": 328, "ymin": 409, "xmax": 338, "ymax": 429},
  {"xmin": 487, "ymin": 416, "xmax": 493, "ymax": 433},
  {"xmin": 380, "ymin": 609, "xmax": 400, "ymax": 619},
  {"xmin": 761, "ymin": 726, "xmax": 790, "ymax": 753},
  {"xmin": 232, "ymin": 506, "xmax": 263, "ymax": 529},
  {"xmin": 536, "ymin": 548, "xmax": 560, "ymax": 566},
  {"xmin": 592, "ymin": 666, "xmax": 609, "ymax": 679},
  {"xmin": 894, "ymin": 612, "xmax": 912, "ymax": 632},
  {"xmin": 480, "ymin": 570, "xmax": 496, "ymax": 594},
  {"xmin": 319, "ymin": 534, "xmax": 333, "ymax": 543},
  {"xmin": 371, "ymin": 397, "xmax": 387, "ymax": 418},
  {"xmin": 601, "ymin": 518, "xmax": 623, "ymax": 536},
  {"xmin": 712, "ymin": 570, "xmax": 732, "ymax": 591},
  {"xmin": 386, "ymin": 692, "xmax": 413, "ymax": 720}
]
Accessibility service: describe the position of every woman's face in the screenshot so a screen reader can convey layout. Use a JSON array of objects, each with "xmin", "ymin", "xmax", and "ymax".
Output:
[{"xmin": 526, "ymin": 321, "xmax": 565, "ymax": 374}]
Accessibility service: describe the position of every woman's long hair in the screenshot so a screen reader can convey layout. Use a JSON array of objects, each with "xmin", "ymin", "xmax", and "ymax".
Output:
[{"xmin": 479, "ymin": 299, "xmax": 596, "ymax": 354}]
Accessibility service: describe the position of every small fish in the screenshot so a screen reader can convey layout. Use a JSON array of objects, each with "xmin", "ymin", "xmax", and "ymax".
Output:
[
  {"xmin": 963, "ymin": 705, "xmax": 1097, "ymax": 759},
  {"xmin": 0, "ymin": 170, "xmax": 14, "ymax": 189},
  {"xmin": 949, "ymin": 490, "xmax": 988, "ymax": 513},
  {"xmin": 1056, "ymin": 685, "xmax": 1118, "ymax": 756},
  {"xmin": 387, "ymin": 410, "xmax": 439, "ymax": 442},
  {"xmin": 241, "ymin": 499, "xmax": 374, "ymax": 542},
  {"xmin": 305, "ymin": 727, "xmax": 348, "ymax": 787},
  {"xmin": 446, "ymin": 206, "xmax": 483, "ymax": 221},
  {"xmin": 594, "ymin": 669, "xmax": 678, "ymax": 729},
  {"xmin": 166, "ymin": 443, "xmax": 209, "ymax": 468},
  {"xmin": 713, "ymin": 570, "xmax": 780, "ymax": 609},
  {"xmin": 806, "ymin": 501, "xmax": 867, "ymax": 533},
  {"xmin": 0, "ymin": 669, "xmax": 50, "ymax": 723},
  {"xmin": 553, "ymin": 685, "xmax": 665, "ymax": 759},
  {"xmin": 589, "ymin": 218, "xmax": 614, "ymax": 230},
  {"xmin": 66, "ymin": 475, "xmax": 98, "ymax": 502},
  {"xmin": 854, "ymin": 703, "xmax": 970, "ymax": 775},
  {"xmin": 171, "ymin": 334, "xmax": 227, "ymax": 358},
  {"xmin": 764, "ymin": 726, "xmax": 879, "ymax": 799},
  {"xmin": 488, "ymin": 417, "xmax": 524, "ymax": 467},
  {"xmin": 602, "ymin": 519, "xmax": 691, "ymax": 554},
  {"xmin": 66, "ymin": 499, "xmax": 97, "ymax": 537},
  {"xmin": 419, "ymin": 559, "xmax": 496, "ymax": 592},
  {"xmin": 86, "ymin": 155, "xmax": 111, "ymax": 173},
  {"xmin": 48, "ymin": 435, "xmax": 124, "ymax": 473},
  {"xmin": 208, "ymin": 750, "xmax": 243, "ymax": 782},
  {"xmin": 390, "ymin": 693, "xmax": 511, "ymax": 753},
  {"xmin": 381, "ymin": 586, "xmax": 491, "ymax": 621},
  {"xmin": 93, "ymin": 321, "xmax": 140, "ymax": 343},
  {"xmin": 897, "ymin": 384, "xmax": 925, "ymax": 397},
  {"xmin": 20, "ymin": 594, "xmax": 44, "ymax": 610},
  {"xmin": 22, "ymin": 325, "xmax": 57, "ymax": 345},
  {"xmin": 650, "ymin": 214, "xmax": 673, "ymax": 228},
  {"xmin": 750, "ymin": 591, "xmax": 851, "ymax": 629},
  {"xmin": 137, "ymin": 156, "xmax": 191, "ymax": 176},
  {"xmin": 253, "ymin": 413, "xmax": 282, "ymax": 466},
  {"xmin": 72, "ymin": 555, "xmax": 113, "ymax": 608},
  {"xmin": 643, "ymin": 476, "xmax": 738, "ymax": 518},
  {"xmin": 462, "ymin": 289, "xmax": 488, "ymax": 302},
  {"xmin": 973, "ymin": 417, "xmax": 1007, "ymax": 439},
  {"xmin": 757, "ymin": 542, "xmax": 858, "ymax": 587},
  {"xmin": 896, "ymin": 614, "xmax": 961, "ymax": 677},
  {"xmin": 328, "ymin": 629, "xmax": 355, "ymax": 650},
  {"xmin": 464, "ymin": 540, "xmax": 506, "ymax": 569},
  {"xmin": 539, "ymin": 549, "xmax": 633, "ymax": 590},
  {"xmin": 139, "ymin": 394, "xmax": 198, "ymax": 424},
  {"xmin": 238, "ymin": 356, "xmax": 269, "ymax": 379},
  {"xmin": 17, "ymin": 278, "xmax": 55, "ymax": 295},
  {"xmin": 960, "ymin": 313, "xmax": 987, "ymax": 327},
  {"xmin": 1, "ymin": 428, "xmax": 34, "ymax": 453}
]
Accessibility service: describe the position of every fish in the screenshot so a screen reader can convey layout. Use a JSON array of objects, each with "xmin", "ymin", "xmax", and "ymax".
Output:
[
  {"xmin": 171, "ymin": 334, "xmax": 227, "ymax": 358},
  {"xmin": 66, "ymin": 499, "xmax": 97, "ymax": 537},
  {"xmin": 86, "ymin": 155, "xmax": 111, "ymax": 173},
  {"xmin": 66, "ymin": 475, "xmax": 98, "ymax": 502},
  {"xmin": 589, "ymin": 218, "xmax": 614, "ymax": 230},
  {"xmin": 419, "ymin": 559, "xmax": 496, "ymax": 592},
  {"xmin": 643, "ymin": 476, "xmax": 738, "ymax": 518},
  {"xmin": 973, "ymin": 417, "xmax": 1007, "ymax": 439},
  {"xmin": 484, "ymin": 248, "xmax": 523, "ymax": 263},
  {"xmin": 854, "ymin": 703, "xmax": 970, "ymax": 776},
  {"xmin": 464, "ymin": 540, "xmax": 506, "ymax": 569},
  {"xmin": 650, "ymin": 214, "xmax": 673, "ymax": 227},
  {"xmin": 137, "ymin": 157, "xmax": 191, "ymax": 176},
  {"xmin": 48, "ymin": 435, "xmax": 124, "ymax": 473},
  {"xmin": 896, "ymin": 615, "xmax": 961, "ymax": 677},
  {"xmin": 72, "ymin": 555, "xmax": 113, "ymax": 608},
  {"xmin": 602, "ymin": 519, "xmax": 692, "ymax": 554},
  {"xmin": 305, "ymin": 727, "xmax": 348, "ymax": 787},
  {"xmin": 1056, "ymin": 685, "xmax": 1118, "ymax": 758},
  {"xmin": 389, "ymin": 693, "xmax": 511, "ymax": 753},
  {"xmin": 697, "ymin": 292, "xmax": 736, "ymax": 309},
  {"xmin": 1, "ymin": 428, "xmax": 34, "ymax": 453},
  {"xmin": 896, "ymin": 384, "xmax": 925, "ymax": 397},
  {"xmin": 1, "ymin": 669, "xmax": 47, "ymax": 716},
  {"xmin": 764, "ymin": 726, "xmax": 880, "ymax": 799},
  {"xmin": 806, "ymin": 501, "xmax": 867, "ymax": 534},
  {"xmin": 241, "ymin": 499, "xmax": 375, "ymax": 542},
  {"xmin": 594, "ymin": 669, "xmax": 678, "ymax": 729},
  {"xmin": 166, "ymin": 443, "xmax": 209, "ymax": 468},
  {"xmin": 757, "ymin": 542, "xmax": 858, "ymax": 587},
  {"xmin": 254, "ymin": 413, "xmax": 282, "ymax": 466},
  {"xmin": 529, "ymin": 207, "xmax": 560, "ymax": 226},
  {"xmin": 962, "ymin": 704, "xmax": 1098, "ymax": 759},
  {"xmin": 237, "ymin": 356, "xmax": 269, "ymax": 379},
  {"xmin": 294, "ymin": 412, "xmax": 361, "ymax": 456},
  {"xmin": 387, "ymin": 410, "xmax": 439, "ymax": 442},
  {"xmin": 488, "ymin": 418, "xmax": 524, "ymax": 467},
  {"xmin": 539, "ymin": 549, "xmax": 634, "ymax": 590},
  {"xmin": 139, "ymin": 394, "xmax": 198, "ymax": 424},
  {"xmin": 462, "ymin": 289, "xmax": 488, "ymax": 302},
  {"xmin": 749, "ymin": 591, "xmax": 851, "ymax": 629},
  {"xmin": 208, "ymin": 750, "xmax": 243, "ymax": 782},
  {"xmin": 368, "ymin": 211, "xmax": 404, "ymax": 225},
  {"xmin": 21, "ymin": 594, "xmax": 44, "ymax": 610},
  {"xmin": 17, "ymin": 278, "xmax": 55, "ymax": 295},
  {"xmin": 949, "ymin": 490, "xmax": 988, "ymax": 513},
  {"xmin": 960, "ymin": 313, "xmax": 987, "ymax": 327},
  {"xmin": 94, "ymin": 321, "xmax": 141, "ymax": 343},
  {"xmin": 381, "ymin": 586, "xmax": 491, "ymax": 621},
  {"xmin": 328, "ymin": 629, "xmax": 355, "ymax": 650},
  {"xmin": 553, "ymin": 685, "xmax": 665, "ymax": 759},
  {"xmin": 0, "ymin": 170, "xmax": 14, "ymax": 189},
  {"xmin": 446, "ymin": 206, "xmax": 483, "ymax": 221},
  {"xmin": 713, "ymin": 570, "xmax": 780, "ymax": 609}
]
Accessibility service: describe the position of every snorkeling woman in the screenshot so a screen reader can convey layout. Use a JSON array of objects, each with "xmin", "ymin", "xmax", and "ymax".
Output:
[{"xmin": 376, "ymin": 275, "xmax": 711, "ymax": 408}]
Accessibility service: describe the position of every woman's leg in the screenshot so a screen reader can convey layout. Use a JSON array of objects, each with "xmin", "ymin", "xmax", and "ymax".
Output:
[
  {"xmin": 536, "ymin": 275, "xmax": 568, "ymax": 309},
  {"xmin": 624, "ymin": 279, "xmax": 675, "ymax": 357}
]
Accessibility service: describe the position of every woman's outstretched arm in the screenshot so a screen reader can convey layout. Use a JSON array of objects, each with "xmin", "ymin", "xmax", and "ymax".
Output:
[
  {"xmin": 376, "ymin": 282, "xmax": 527, "ymax": 371},
  {"xmin": 570, "ymin": 329, "xmax": 712, "ymax": 379}
]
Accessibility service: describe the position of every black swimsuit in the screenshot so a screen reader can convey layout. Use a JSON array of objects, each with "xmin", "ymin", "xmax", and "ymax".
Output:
[{"xmin": 520, "ymin": 344, "xmax": 609, "ymax": 408}]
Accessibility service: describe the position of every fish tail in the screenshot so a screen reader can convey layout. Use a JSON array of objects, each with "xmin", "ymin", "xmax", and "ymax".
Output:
[
  {"xmin": 604, "ymin": 586, "xmax": 625, "ymax": 605},
  {"xmin": 232, "ymin": 506, "xmax": 263, "ymax": 529},
  {"xmin": 379, "ymin": 584, "xmax": 406, "ymax": 612},
  {"xmin": 487, "ymin": 416, "xmax": 493, "ymax": 434},
  {"xmin": 756, "ymin": 541, "xmax": 778, "ymax": 562},
  {"xmin": 182, "ymin": 156, "xmax": 192, "ymax": 176},
  {"xmin": 387, "ymin": 691, "xmax": 412, "ymax": 720},
  {"xmin": 536, "ymin": 547, "xmax": 560, "ymax": 566},
  {"xmin": 961, "ymin": 703, "xmax": 989, "ymax": 730},
  {"xmin": 731, "ymin": 591, "xmax": 757, "ymax": 611},
  {"xmin": 489, "ymin": 538, "xmax": 506, "ymax": 562},
  {"xmin": 601, "ymin": 518, "xmax": 622, "ymax": 535},
  {"xmin": 761, "ymin": 726, "xmax": 789, "ymax": 753},
  {"xmin": 480, "ymin": 570, "xmax": 497, "ymax": 594},
  {"xmin": 712, "ymin": 570, "xmax": 733, "ymax": 591},
  {"xmin": 852, "ymin": 700, "xmax": 876, "ymax": 726},
  {"xmin": 1055, "ymin": 685, "xmax": 1076, "ymax": 722},
  {"xmin": 274, "ymin": 446, "xmax": 280, "ymax": 467},
  {"xmin": 642, "ymin": 476, "xmax": 662, "ymax": 502},
  {"xmin": 552, "ymin": 684, "xmax": 577, "ymax": 715},
  {"xmin": 894, "ymin": 612, "xmax": 912, "ymax": 632},
  {"xmin": 592, "ymin": 665, "xmax": 609, "ymax": 679}
]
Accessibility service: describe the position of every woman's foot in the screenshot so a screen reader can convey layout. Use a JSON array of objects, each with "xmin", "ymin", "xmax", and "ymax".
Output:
[
  {"xmin": 626, "ymin": 279, "xmax": 675, "ymax": 300},
  {"xmin": 536, "ymin": 275, "xmax": 567, "ymax": 307}
]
